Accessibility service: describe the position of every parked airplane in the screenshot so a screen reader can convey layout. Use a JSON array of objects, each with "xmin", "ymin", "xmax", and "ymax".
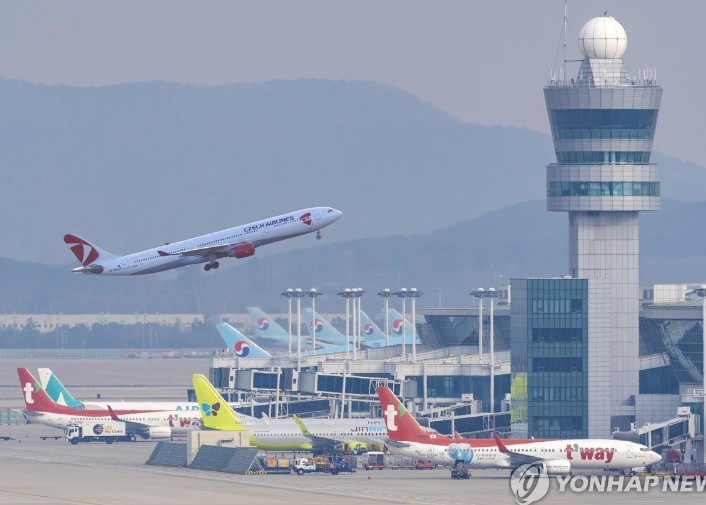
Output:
[
  {"xmin": 18, "ymin": 368, "xmax": 202, "ymax": 439},
  {"xmin": 216, "ymin": 323, "xmax": 351, "ymax": 357},
  {"xmin": 246, "ymin": 307, "xmax": 290, "ymax": 344},
  {"xmin": 386, "ymin": 308, "xmax": 420, "ymax": 345},
  {"xmin": 192, "ymin": 374, "xmax": 386, "ymax": 451},
  {"xmin": 38, "ymin": 368, "xmax": 205, "ymax": 411},
  {"xmin": 376, "ymin": 386, "xmax": 661, "ymax": 477},
  {"xmin": 65, "ymin": 207, "xmax": 342, "ymax": 275},
  {"xmin": 215, "ymin": 324, "xmax": 273, "ymax": 358},
  {"xmin": 300, "ymin": 307, "xmax": 346, "ymax": 345}
]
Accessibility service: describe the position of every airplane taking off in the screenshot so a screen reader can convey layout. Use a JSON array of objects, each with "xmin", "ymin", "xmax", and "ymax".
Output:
[
  {"xmin": 246, "ymin": 307, "xmax": 290, "ymax": 344},
  {"xmin": 65, "ymin": 207, "xmax": 342, "ymax": 275},
  {"xmin": 376, "ymin": 387, "xmax": 661, "ymax": 477}
]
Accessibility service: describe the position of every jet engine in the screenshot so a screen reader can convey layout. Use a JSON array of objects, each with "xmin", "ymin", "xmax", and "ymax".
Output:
[
  {"xmin": 140, "ymin": 427, "xmax": 171, "ymax": 440},
  {"xmin": 232, "ymin": 243, "xmax": 255, "ymax": 259},
  {"xmin": 542, "ymin": 459, "xmax": 571, "ymax": 475}
]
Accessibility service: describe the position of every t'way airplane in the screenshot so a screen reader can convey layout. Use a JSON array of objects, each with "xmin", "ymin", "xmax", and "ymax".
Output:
[
  {"xmin": 18, "ymin": 368, "xmax": 202, "ymax": 440},
  {"xmin": 377, "ymin": 387, "xmax": 661, "ymax": 477},
  {"xmin": 65, "ymin": 207, "xmax": 342, "ymax": 275}
]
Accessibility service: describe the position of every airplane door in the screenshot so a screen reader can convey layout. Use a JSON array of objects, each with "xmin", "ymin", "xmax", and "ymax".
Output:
[
  {"xmin": 314, "ymin": 210, "xmax": 321, "ymax": 221},
  {"xmin": 627, "ymin": 446, "xmax": 633, "ymax": 458},
  {"xmin": 122, "ymin": 259, "xmax": 129, "ymax": 270}
]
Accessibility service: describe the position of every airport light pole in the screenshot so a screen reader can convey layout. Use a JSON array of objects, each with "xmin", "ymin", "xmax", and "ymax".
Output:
[
  {"xmin": 293, "ymin": 288, "xmax": 305, "ymax": 371},
  {"xmin": 350, "ymin": 289, "xmax": 358, "ymax": 360},
  {"xmin": 378, "ymin": 288, "xmax": 392, "ymax": 346},
  {"xmin": 338, "ymin": 288, "xmax": 354, "ymax": 358},
  {"xmin": 470, "ymin": 288, "xmax": 485, "ymax": 359},
  {"xmin": 408, "ymin": 288, "xmax": 423, "ymax": 363},
  {"xmin": 356, "ymin": 288, "xmax": 364, "ymax": 354},
  {"xmin": 693, "ymin": 285, "xmax": 706, "ymax": 465},
  {"xmin": 394, "ymin": 288, "xmax": 409, "ymax": 361},
  {"xmin": 470, "ymin": 287, "xmax": 498, "ymax": 413},
  {"xmin": 308, "ymin": 288, "xmax": 323, "ymax": 354},
  {"xmin": 281, "ymin": 288, "xmax": 295, "ymax": 355}
]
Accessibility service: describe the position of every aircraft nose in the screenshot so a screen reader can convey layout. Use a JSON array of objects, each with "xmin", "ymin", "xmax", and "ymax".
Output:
[
  {"xmin": 332, "ymin": 209, "xmax": 343, "ymax": 221},
  {"xmin": 651, "ymin": 451, "xmax": 662, "ymax": 464}
]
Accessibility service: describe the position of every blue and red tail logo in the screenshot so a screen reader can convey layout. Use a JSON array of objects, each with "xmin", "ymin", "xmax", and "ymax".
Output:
[
  {"xmin": 311, "ymin": 319, "xmax": 325, "ymax": 333},
  {"xmin": 391, "ymin": 318, "xmax": 405, "ymax": 335},
  {"xmin": 299, "ymin": 213, "xmax": 312, "ymax": 225},
  {"xmin": 64, "ymin": 234, "xmax": 99, "ymax": 266},
  {"xmin": 233, "ymin": 340, "xmax": 251, "ymax": 357},
  {"xmin": 257, "ymin": 317, "xmax": 270, "ymax": 330},
  {"xmin": 363, "ymin": 323, "xmax": 376, "ymax": 336}
]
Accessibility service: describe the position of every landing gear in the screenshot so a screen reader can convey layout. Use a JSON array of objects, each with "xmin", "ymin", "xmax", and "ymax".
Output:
[
  {"xmin": 212, "ymin": 261, "xmax": 219, "ymax": 269},
  {"xmin": 451, "ymin": 462, "xmax": 470, "ymax": 479},
  {"xmin": 204, "ymin": 261, "xmax": 219, "ymax": 272},
  {"xmin": 204, "ymin": 264, "xmax": 211, "ymax": 271},
  {"xmin": 316, "ymin": 230, "xmax": 322, "ymax": 240}
]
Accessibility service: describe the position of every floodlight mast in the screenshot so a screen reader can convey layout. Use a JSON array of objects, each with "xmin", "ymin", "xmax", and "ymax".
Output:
[
  {"xmin": 292, "ymin": 288, "xmax": 305, "ymax": 371},
  {"xmin": 307, "ymin": 288, "xmax": 323, "ymax": 354},
  {"xmin": 337, "ymin": 288, "xmax": 354, "ymax": 358},
  {"xmin": 378, "ymin": 288, "xmax": 392, "ymax": 346},
  {"xmin": 470, "ymin": 287, "xmax": 498, "ymax": 413},
  {"xmin": 408, "ymin": 288, "xmax": 423, "ymax": 363},
  {"xmin": 280, "ymin": 288, "xmax": 295, "ymax": 355}
]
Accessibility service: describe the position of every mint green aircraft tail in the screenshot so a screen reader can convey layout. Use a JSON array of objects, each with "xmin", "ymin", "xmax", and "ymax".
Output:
[{"xmin": 38, "ymin": 368, "xmax": 85, "ymax": 409}]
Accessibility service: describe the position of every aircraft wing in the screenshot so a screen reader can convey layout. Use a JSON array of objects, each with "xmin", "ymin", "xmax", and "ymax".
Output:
[
  {"xmin": 385, "ymin": 439, "xmax": 411, "ymax": 449},
  {"xmin": 493, "ymin": 433, "xmax": 546, "ymax": 466},
  {"xmin": 292, "ymin": 415, "xmax": 345, "ymax": 449},
  {"xmin": 106, "ymin": 405, "xmax": 161, "ymax": 434},
  {"xmin": 157, "ymin": 242, "xmax": 244, "ymax": 258}
]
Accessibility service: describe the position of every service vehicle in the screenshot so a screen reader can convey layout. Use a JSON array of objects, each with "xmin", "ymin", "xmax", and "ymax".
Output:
[{"xmin": 66, "ymin": 421, "xmax": 128, "ymax": 444}]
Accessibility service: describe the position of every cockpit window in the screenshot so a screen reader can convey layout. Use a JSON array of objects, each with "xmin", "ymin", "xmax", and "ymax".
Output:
[{"xmin": 327, "ymin": 208, "xmax": 333, "ymax": 213}]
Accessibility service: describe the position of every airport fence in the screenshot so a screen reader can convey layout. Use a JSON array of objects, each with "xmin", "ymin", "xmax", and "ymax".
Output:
[{"xmin": 0, "ymin": 408, "xmax": 26, "ymax": 425}]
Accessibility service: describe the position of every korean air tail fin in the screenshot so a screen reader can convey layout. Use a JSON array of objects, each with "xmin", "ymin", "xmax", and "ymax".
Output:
[
  {"xmin": 376, "ymin": 386, "xmax": 451, "ymax": 444},
  {"xmin": 246, "ymin": 307, "xmax": 289, "ymax": 344},
  {"xmin": 387, "ymin": 308, "xmax": 421, "ymax": 344},
  {"xmin": 360, "ymin": 310, "xmax": 387, "ymax": 346},
  {"xmin": 300, "ymin": 308, "xmax": 345, "ymax": 345},
  {"xmin": 38, "ymin": 368, "xmax": 85, "ymax": 409},
  {"xmin": 63, "ymin": 234, "xmax": 118, "ymax": 266},
  {"xmin": 192, "ymin": 374, "xmax": 247, "ymax": 431},
  {"xmin": 215, "ymin": 323, "xmax": 272, "ymax": 358}
]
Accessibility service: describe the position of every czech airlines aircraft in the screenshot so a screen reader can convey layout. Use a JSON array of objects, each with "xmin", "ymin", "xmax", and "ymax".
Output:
[
  {"xmin": 65, "ymin": 207, "xmax": 342, "ymax": 275},
  {"xmin": 377, "ymin": 387, "xmax": 661, "ymax": 477},
  {"xmin": 18, "ymin": 368, "xmax": 201, "ymax": 439}
]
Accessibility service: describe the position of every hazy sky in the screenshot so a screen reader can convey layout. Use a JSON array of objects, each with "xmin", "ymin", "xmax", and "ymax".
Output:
[{"xmin": 1, "ymin": 1, "xmax": 705, "ymax": 166}]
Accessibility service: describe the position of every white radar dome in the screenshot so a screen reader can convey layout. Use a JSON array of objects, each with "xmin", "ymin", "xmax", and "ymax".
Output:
[{"xmin": 578, "ymin": 16, "xmax": 627, "ymax": 59}]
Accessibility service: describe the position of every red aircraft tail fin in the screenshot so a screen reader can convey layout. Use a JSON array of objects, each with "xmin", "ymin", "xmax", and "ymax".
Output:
[{"xmin": 376, "ymin": 386, "xmax": 451, "ymax": 443}]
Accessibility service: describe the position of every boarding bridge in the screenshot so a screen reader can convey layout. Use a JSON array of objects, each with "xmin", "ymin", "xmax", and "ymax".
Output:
[{"xmin": 613, "ymin": 407, "xmax": 700, "ymax": 461}]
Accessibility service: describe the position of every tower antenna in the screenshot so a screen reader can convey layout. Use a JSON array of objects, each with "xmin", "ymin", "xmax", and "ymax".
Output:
[{"xmin": 563, "ymin": 0, "xmax": 567, "ymax": 82}]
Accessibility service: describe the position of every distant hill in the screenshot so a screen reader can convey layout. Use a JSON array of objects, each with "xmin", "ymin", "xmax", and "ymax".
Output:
[
  {"xmin": 1, "ymin": 198, "xmax": 704, "ymax": 316},
  {"xmin": 0, "ymin": 78, "xmax": 704, "ymax": 264}
]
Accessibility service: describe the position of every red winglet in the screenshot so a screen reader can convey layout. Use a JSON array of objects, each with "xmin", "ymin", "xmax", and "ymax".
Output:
[
  {"xmin": 493, "ymin": 433, "xmax": 511, "ymax": 453},
  {"xmin": 107, "ymin": 405, "xmax": 121, "ymax": 421},
  {"xmin": 454, "ymin": 430, "xmax": 461, "ymax": 439},
  {"xmin": 157, "ymin": 250, "xmax": 170, "ymax": 257}
]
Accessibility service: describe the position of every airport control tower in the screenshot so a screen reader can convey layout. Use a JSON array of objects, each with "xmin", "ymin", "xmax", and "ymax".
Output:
[{"xmin": 544, "ymin": 16, "xmax": 662, "ymax": 437}]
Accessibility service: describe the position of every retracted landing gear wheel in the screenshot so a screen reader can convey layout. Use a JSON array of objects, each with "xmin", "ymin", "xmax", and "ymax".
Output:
[{"xmin": 204, "ymin": 264, "xmax": 211, "ymax": 271}]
